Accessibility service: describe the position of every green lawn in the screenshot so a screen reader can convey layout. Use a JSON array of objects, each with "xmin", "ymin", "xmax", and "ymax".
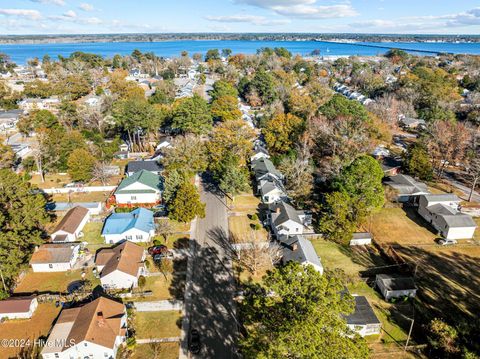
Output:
[
  {"xmin": 51, "ymin": 191, "xmax": 111, "ymax": 203},
  {"xmin": 229, "ymin": 214, "xmax": 268, "ymax": 243},
  {"xmin": 133, "ymin": 311, "xmax": 182, "ymax": 339},
  {"xmin": 14, "ymin": 269, "xmax": 99, "ymax": 294},
  {"xmin": 131, "ymin": 275, "xmax": 176, "ymax": 301},
  {"xmin": 131, "ymin": 343, "xmax": 179, "ymax": 359},
  {"xmin": 153, "ymin": 234, "xmax": 190, "ymax": 249},
  {"xmin": 231, "ymin": 193, "xmax": 261, "ymax": 212},
  {"xmin": 82, "ymin": 222, "xmax": 104, "ymax": 245}
]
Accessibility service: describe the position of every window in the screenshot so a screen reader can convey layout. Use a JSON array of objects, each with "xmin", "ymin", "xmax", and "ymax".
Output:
[
  {"xmin": 131, "ymin": 196, "xmax": 137, "ymax": 201},
  {"xmin": 49, "ymin": 264, "xmax": 53, "ymax": 269},
  {"xmin": 136, "ymin": 235, "xmax": 143, "ymax": 240},
  {"xmin": 104, "ymin": 353, "xmax": 109, "ymax": 357},
  {"xmin": 126, "ymin": 235, "xmax": 132, "ymax": 240},
  {"xmin": 54, "ymin": 354, "xmax": 59, "ymax": 359}
]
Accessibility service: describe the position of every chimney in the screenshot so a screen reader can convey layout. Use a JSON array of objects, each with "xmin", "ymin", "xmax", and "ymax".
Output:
[
  {"xmin": 276, "ymin": 206, "xmax": 281, "ymax": 214},
  {"xmin": 292, "ymin": 243, "xmax": 298, "ymax": 251},
  {"xmin": 34, "ymin": 245, "xmax": 39, "ymax": 252},
  {"xmin": 97, "ymin": 311, "xmax": 106, "ymax": 326}
]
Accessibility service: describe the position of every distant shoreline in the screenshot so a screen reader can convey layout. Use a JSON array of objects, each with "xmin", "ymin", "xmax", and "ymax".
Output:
[{"xmin": 0, "ymin": 33, "xmax": 479, "ymax": 45}]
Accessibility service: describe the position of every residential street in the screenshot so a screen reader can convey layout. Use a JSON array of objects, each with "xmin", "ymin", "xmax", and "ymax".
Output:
[{"xmin": 186, "ymin": 175, "xmax": 239, "ymax": 358}]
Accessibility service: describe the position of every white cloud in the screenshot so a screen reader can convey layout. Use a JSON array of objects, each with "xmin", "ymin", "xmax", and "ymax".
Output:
[
  {"xmin": 205, "ymin": 14, "xmax": 290, "ymax": 26},
  {"xmin": 30, "ymin": 0, "xmax": 65, "ymax": 6},
  {"xmin": 0, "ymin": 8, "xmax": 42, "ymax": 20},
  {"xmin": 79, "ymin": 3, "xmax": 94, "ymax": 12},
  {"xmin": 63, "ymin": 10, "xmax": 77, "ymax": 18},
  {"xmin": 235, "ymin": 0, "xmax": 358, "ymax": 19}
]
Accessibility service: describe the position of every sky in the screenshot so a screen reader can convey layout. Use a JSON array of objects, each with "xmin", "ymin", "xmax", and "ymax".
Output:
[{"xmin": 1, "ymin": 0, "xmax": 480, "ymax": 35}]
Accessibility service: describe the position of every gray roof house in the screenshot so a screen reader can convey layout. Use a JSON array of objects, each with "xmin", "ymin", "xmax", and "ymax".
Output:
[
  {"xmin": 268, "ymin": 201, "xmax": 311, "ymax": 238},
  {"xmin": 282, "ymin": 235, "xmax": 323, "ymax": 274},
  {"xmin": 399, "ymin": 116, "xmax": 426, "ymax": 130},
  {"xmin": 375, "ymin": 274, "xmax": 417, "ymax": 301},
  {"xmin": 251, "ymin": 157, "xmax": 283, "ymax": 182},
  {"xmin": 345, "ymin": 296, "xmax": 381, "ymax": 337},
  {"xmin": 250, "ymin": 145, "xmax": 270, "ymax": 162},
  {"xmin": 258, "ymin": 178, "xmax": 288, "ymax": 204},
  {"xmin": 417, "ymin": 194, "xmax": 477, "ymax": 240},
  {"xmin": 384, "ymin": 174, "xmax": 430, "ymax": 202},
  {"xmin": 126, "ymin": 160, "xmax": 163, "ymax": 176}
]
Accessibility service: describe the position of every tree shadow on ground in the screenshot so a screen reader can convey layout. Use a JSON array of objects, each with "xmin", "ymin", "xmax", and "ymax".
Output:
[{"xmin": 168, "ymin": 258, "xmax": 186, "ymax": 300}]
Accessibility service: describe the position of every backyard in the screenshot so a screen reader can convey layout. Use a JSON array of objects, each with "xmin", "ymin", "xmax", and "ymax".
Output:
[
  {"xmin": 131, "ymin": 342, "xmax": 179, "ymax": 359},
  {"xmin": 14, "ymin": 269, "xmax": 99, "ymax": 294},
  {"xmin": 0, "ymin": 303, "xmax": 61, "ymax": 358}
]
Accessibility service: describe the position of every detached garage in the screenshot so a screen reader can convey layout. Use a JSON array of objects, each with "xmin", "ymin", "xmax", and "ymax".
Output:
[
  {"xmin": 30, "ymin": 243, "xmax": 80, "ymax": 272},
  {"xmin": 0, "ymin": 296, "xmax": 38, "ymax": 320}
]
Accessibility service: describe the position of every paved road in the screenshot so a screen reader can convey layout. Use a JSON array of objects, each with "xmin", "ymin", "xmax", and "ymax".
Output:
[
  {"xmin": 442, "ymin": 171, "xmax": 480, "ymax": 202},
  {"xmin": 187, "ymin": 176, "xmax": 238, "ymax": 359}
]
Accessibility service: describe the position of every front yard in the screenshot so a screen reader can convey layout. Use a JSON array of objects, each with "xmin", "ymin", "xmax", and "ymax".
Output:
[
  {"xmin": 0, "ymin": 303, "xmax": 61, "ymax": 358},
  {"xmin": 131, "ymin": 342, "xmax": 179, "ymax": 359},
  {"xmin": 230, "ymin": 192, "xmax": 261, "ymax": 213},
  {"xmin": 229, "ymin": 214, "xmax": 268, "ymax": 242},
  {"xmin": 133, "ymin": 310, "xmax": 182, "ymax": 339},
  {"xmin": 14, "ymin": 269, "xmax": 99, "ymax": 294}
]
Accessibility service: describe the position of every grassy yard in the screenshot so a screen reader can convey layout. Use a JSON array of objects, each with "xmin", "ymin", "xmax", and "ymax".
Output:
[
  {"xmin": 81, "ymin": 222, "xmax": 104, "ymax": 245},
  {"xmin": 131, "ymin": 343, "xmax": 179, "ymax": 359},
  {"xmin": 230, "ymin": 193, "xmax": 261, "ymax": 212},
  {"xmin": 131, "ymin": 275, "xmax": 176, "ymax": 302},
  {"xmin": 0, "ymin": 303, "xmax": 61, "ymax": 358},
  {"xmin": 50, "ymin": 191, "xmax": 111, "ymax": 203},
  {"xmin": 14, "ymin": 269, "xmax": 99, "ymax": 294},
  {"xmin": 229, "ymin": 214, "xmax": 268, "ymax": 242},
  {"xmin": 30, "ymin": 173, "xmax": 71, "ymax": 189},
  {"xmin": 153, "ymin": 234, "xmax": 190, "ymax": 249},
  {"xmin": 133, "ymin": 310, "xmax": 182, "ymax": 339},
  {"xmin": 369, "ymin": 207, "xmax": 439, "ymax": 245}
]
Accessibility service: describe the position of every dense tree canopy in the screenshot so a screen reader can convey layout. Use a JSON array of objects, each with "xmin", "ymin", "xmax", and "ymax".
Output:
[{"xmin": 171, "ymin": 94, "xmax": 212, "ymax": 134}]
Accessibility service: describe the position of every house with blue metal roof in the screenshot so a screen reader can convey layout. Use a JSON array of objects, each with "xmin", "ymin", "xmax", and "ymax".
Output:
[{"xmin": 102, "ymin": 208, "xmax": 156, "ymax": 244}]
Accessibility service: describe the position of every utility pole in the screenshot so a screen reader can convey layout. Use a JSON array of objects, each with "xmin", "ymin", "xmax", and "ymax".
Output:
[{"xmin": 0, "ymin": 267, "xmax": 7, "ymax": 292}]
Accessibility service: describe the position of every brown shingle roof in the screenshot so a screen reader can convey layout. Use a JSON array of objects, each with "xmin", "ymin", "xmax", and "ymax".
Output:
[
  {"xmin": 95, "ymin": 241, "xmax": 144, "ymax": 278},
  {"xmin": 56, "ymin": 297, "xmax": 125, "ymax": 350},
  {"xmin": 0, "ymin": 296, "xmax": 36, "ymax": 314},
  {"xmin": 30, "ymin": 243, "xmax": 79, "ymax": 264},
  {"xmin": 53, "ymin": 206, "xmax": 89, "ymax": 234}
]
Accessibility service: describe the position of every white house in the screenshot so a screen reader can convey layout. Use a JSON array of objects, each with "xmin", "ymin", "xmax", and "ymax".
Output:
[
  {"xmin": 41, "ymin": 297, "xmax": 127, "ymax": 359},
  {"xmin": 95, "ymin": 241, "xmax": 146, "ymax": 289},
  {"xmin": 268, "ymin": 201, "xmax": 311, "ymax": 238},
  {"xmin": 350, "ymin": 232, "xmax": 372, "ymax": 246},
  {"xmin": 417, "ymin": 194, "xmax": 477, "ymax": 240},
  {"xmin": 375, "ymin": 274, "xmax": 417, "ymax": 301},
  {"xmin": 0, "ymin": 296, "xmax": 38, "ymax": 320},
  {"xmin": 281, "ymin": 235, "xmax": 323, "ymax": 274},
  {"xmin": 30, "ymin": 243, "xmax": 80, "ymax": 272},
  {"xmin": 18, "ymin": 97, "xmax": 60, "ymax": 111},
  {"xmin": 258, "ymin": 179, "xmax": 288, "ymax": 204},
  {"xmin": 0, "ymin": 109, "xmax": 22, "ymax": 132},
  {"xmin": 345, "ymin": 296, "xmax": 381, "ymax": 337},
  {"xmin": 51, "ymin": 206, "xmax": 90, "ymax": 242},
  {"xmin": 250, "ymin": 145, "xmax": 270, "ymax": 162},
  {"xmin": 114, "ymin": 170, "xmax": 162, "ymax": 207},
  {"xmin": 102, "ymin": 208, "xmax": 155, "ymax": 244}
]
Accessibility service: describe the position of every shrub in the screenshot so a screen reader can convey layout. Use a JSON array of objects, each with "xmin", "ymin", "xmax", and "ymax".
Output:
[{"xmin": 254, "ymin": 223, "xmax": 262, "ymax": 231}]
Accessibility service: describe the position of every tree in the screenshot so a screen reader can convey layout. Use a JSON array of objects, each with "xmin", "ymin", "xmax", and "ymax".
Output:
[
  {"xmin": 278, "ymin": 154, "xmax": 313, "ymax": 203},
  {"xmin": 162, "ymin": 135, "xmax": 208, "ymax": 178},
  {"xmin": 465, "ymin": 130, "xmax": 480, "ymax": 202},
  {"xmin": 0, "ymin": 144, "xmax": 15, "ymax": 169},
  {"xmin": 240, "ymin": 262, "xmax": 369, "ymax": 359},
  {"xmin": 263, "ymin": 113, "xmax": 304, "ymax": 155},
  {"xmin": 404, "ymin": 143, "xmax": 433, "ymax": 180},
  {"xmin": 286, "ymin": 89, "xmax": 317, "ymax": 120},
  {"xmin": 0, "ymin": 170, "xmax": 49, "ymax": 288},
  {"xmin": 319, "ymin": 191, "xmax": 357, "ymax": 243},
  {"xmin": 171, "ymin": 94, "xmax": 212, "ymax": 134},
  {"xmin": 92, "ymin": 162, "xmax": 112, "ymax": 186},
  {"xmin": 249, "ymin": 70, "xmax": 277, "ymax": 105},
  {"xmin": 210, "ymin": 80, "xmax": 238, "ymax": 101},
  {"xmin": 234, "ymin": 232, "xmax": 282, "ymax": 277},
  {"xmin": 428, "ymin": 318, "xmax": 460, "ymax": 356},
  {"xmin": 211, "ymin": 95, "xmax": 242, "ymax": 122},
  {"xmin": 156, "ymin": 219, "xmax": 174, "ymax": 243},
  {"xmin": 205, "ymin": 49, "xmax": 220, "ymax": 62},
  {"xmin": 216, "ymin": 154, "xmax": 250, "ymax": 195},
  {"xmin": 67, "ymin": 149, "xmax": 96, "ymax": 182},
  {"xmin": 138, "ymin": 275, "xmax": 146, "ymax": 291},
  {"xmin": 169, "ymin": 181, "xmax": 205, "ymax": 223}
]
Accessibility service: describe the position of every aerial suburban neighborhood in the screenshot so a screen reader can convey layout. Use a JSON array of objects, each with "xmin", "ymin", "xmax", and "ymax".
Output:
[{"xmin": 1, "ymin": 4, "xmax": 480, "ymax": 358}]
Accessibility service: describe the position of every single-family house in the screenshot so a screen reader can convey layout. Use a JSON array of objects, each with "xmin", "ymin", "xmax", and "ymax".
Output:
[
  {"xmin": 9, "ymin": 143, "xmax": 31, "ymax": 159},
  {"xmin": 156, "ymin": 137, "xmax": 172, "ymax": 151},
  {"xmin": 345, "ymin": 296, "xmax": 381, "ymax": 337},
  {"xmin": 380, "ymin": 157, "xmax": 402, "ymax": 177},
  {"xmin": 258, "ymin": 179, "xmax": 288, "ymax": 204},
  {"xmin": 375, "ymin": 274, "xmax": 417, "ymax": 300},
  {"xmin": 281, "ymin": 235, "xmax": 323, "ymax": 274},
  {"xmin": 0, "ymin": 296, "xmax": 38, "ymax": 320},
  {"xmin": 47, "ymin": 202, "xmax": 103, "ymax": 215},
  {"xmin": 18, "ymin": 97, "xmax": 60, "ymax": 111},
  {"xmin": 0, "ymin": 109, "xmax": 22, "ymax": 131},
  {"xmin": 30, "ymin": 243, "xmax": 80, "ymax": 272},
  {"xmin": 417, "ymin": 194, "xmax": 477, "ymax": 239},
  {"xmin": 251, "ymin": 157, "xmax": 283, "ymax": 182},
  {"xmin": 113, "ymin": 170, "xmax": 162, "ymax": 207},
  {"xmin": 125, "ymin": 160, "xmax": 163, "ymax": 177},
  {"xmin": 250, "ymin": 145, "xmax": 270, "ymax": 162},
  {"xmin": 350, "ymin": 232, "xmax": 372, "ymax": 246},
  {"xmin": 384, "ymin": 174, "xmax": 430, "ymax": 202},
  {"xmin": 40, "ymin": 297, "xmax": 127, "ymax": 359},
  {"xmin": 102, "ymin": 208, "xmax": 155, "ymax": 244},
  {"xmin": 95, "ymin": 241, "xmax": 146, "ymax": 289},
  {"xmin": 51, "ymin": 206, "xmax": 90, "ymax": 242},
  {"xmin": 268, "ymin": 201, "xmax": 311, "ymax": 238}
]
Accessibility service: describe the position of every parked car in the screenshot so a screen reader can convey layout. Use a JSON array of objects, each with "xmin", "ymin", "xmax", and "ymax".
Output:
[
  {"xmin": 189, "ymin": 329, "xmax": 201, "ymax": 354},
  {"xmin": 153, "ymin": 252, "xmax": 173, "ymax": 261},
  {"xmin": 64, "ymin": 181, "xmax": 84, "ymax": 188},
  {"xmin": 148, "ymin": 245, "xmax": 168, "ymax": 255},
  {"xmin": 437, "ymin": 238, "xmax": 457, "ymax": 246}
]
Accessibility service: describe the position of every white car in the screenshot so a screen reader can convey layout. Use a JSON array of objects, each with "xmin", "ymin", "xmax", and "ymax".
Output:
[{"xmin": 437, "ymin": 238, "xmax": 457, "ymax": 246}]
